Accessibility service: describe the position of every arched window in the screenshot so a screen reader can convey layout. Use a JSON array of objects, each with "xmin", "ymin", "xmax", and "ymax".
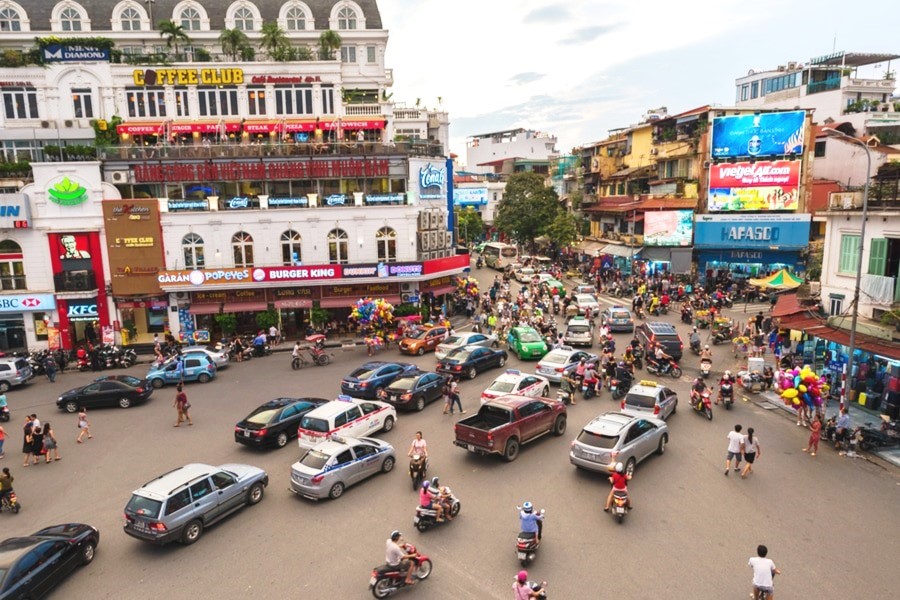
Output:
[
  {"xmin": 60, "ymin": 7, "xmax": 82, "ymax": 31},
  {"xmin": 327, "ymin": 229, "xmax": 348, "ymax": 265},
  {"xmin": 337, "ymin": 6, "xmax": 357, "ymax": 29},
  {"xmin": 232, "ymin": 231, "xmax": 254, "ymax": 267},
  {"xmin": 233, "ymin": 6, "xmax": 254, "ymax": 30},
  {"xmin": 0, "ymin": 7, "xmax": 21, "ymax": 31},
  {"xmin": 281, "ymin": 230, "xmax": 301, "ymax": 266},
  {"xmin": 0, "ymin": 239, "xmax": 26, "ymax": 290},
  {"xmin": 285, "ymin": 6, "xmax": 305, "ymax": 30},
  {"xmin": 376, "ymin": 227, "xmax": 397, "ymax": 263},
  {"xmin": 182, "ymin": 233, "xmax": 205, "ymax": 269},
  {"xmin": 179, "ymin": 7, "xmax": 201, "ymax": 30},
  {"xmin": 120, "ymin": 6, "xmax": 141, "ymax": 31}
]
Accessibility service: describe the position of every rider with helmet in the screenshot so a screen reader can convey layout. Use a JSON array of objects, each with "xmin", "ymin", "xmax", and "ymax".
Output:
[
  {"xmin": 385, "ymin": 530, "xmax": 417, "ymax": 586},
  {"xmin": 692, "ymin": 377, "xmax": 710, "ymax": 408},
  {"xmin": 518, "ymin": 501, "xmax": 544, "ymax": 540},
  {"xmin": 700, "ymin": 344, "xmax": 713, "ymax": 362},
  {"xmin": 718, "ymin": 370, "xmax": 736, "ymax": 405},
  {"xmin": 604, "ymin": 462, "xmax": 632, "ymax": 511},
  {"xmin": 429, "ymin": 476, "xmax": 453, "ymax": 520},
  {"xmin": 513, "ymin": 569, "xmax": 545, "ymax": 600},
  {"xmin": 418, "ymin": 480, "xmax": 444, "ymax": 522}
]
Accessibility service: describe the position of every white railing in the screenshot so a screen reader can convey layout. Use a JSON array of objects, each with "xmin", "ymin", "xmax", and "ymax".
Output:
[
  {"xmin": 344, "ymin": 104, "xmax": 385, "ymax": 116},
  {"xmin": 848, "ymin": 78, "xmax": 896, "ymax": 89},
  {"xmin": 395, "ymin": 109, "xmax": 423, "ymax": 120}
]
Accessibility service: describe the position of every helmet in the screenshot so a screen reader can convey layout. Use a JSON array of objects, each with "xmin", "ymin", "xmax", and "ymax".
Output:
[
  {"xmin": 431, "ymin": 476, "xmax": 440, "ymax": 487},
  {"xmin": 615, "ymin": 462, "xmax": 624, "ymax": 473},
  {"xmin": 390, "ymin": 530, "xmax": 401, "ymax": 541},
  {"xmin": 522, "ymin": 501, "xmax": 533, "ymax": 513},
  {"xmin": 724, "ymin": 370, "xmax": 732, "ymax": 377},
  {"xmin": 422, "ymin": 480, "xmax": 430, "ymax": 490},
  {"xmin": 693, "ymin": 326, "xmax": 697, "ymax": 332},
  {"xmin": 518, "ymin": 570, "xmax": 529, "ymax": 583},
  {"xmin": 704, "ymin": 345, "xmax": 709, "ymax": 350}
]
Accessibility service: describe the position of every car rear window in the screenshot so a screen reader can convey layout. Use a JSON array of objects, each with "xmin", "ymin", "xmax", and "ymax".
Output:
[
  {"xmin": 14, "ymin": 358, "xmax": 28, "ymax": 370},
  {"xmin": 611, "ymin": 311, "xmax": 630, "ymax": 319},
  {"xmin": 567, "ymin": 325, "xmax": 590, "ymax": 334},
  {"xmin": 349, "ymin": 366, "xmax": 378, "ymax": 380},
  {"xmin": 501, "ymin": 247, "xmax": 517, "ymax": 257},
  {"xmin": 117, "ymin": 375, "xmax": 143, "ymax": 386},
  {"xmin": 487, "ymin": 381, "xmax": 516, "ymax": 393},
  {"xmin": 625, "ymin": 392, "xmax": 656, "ymax": 409},
  {"xmin": 299, "ymin": 416, "xmax": 330, "ymax": 433},
  {"xmin": 300, "ymin": 449, "xmax": 330, "ymax": 470},
  {"xmin": 541, "ymin": 350, "xmax": 569, "ymax": 364},
  {"xmin": 246, "ymin": 408, "xmax": 279, "ymax": 425},
  {"xmin": 576, "ymin": 430, "xmax": 619, "ymax": 449},
  {"xmin": 126, "ymin": 494, "xmax": 162, "ymax": 519},
  {"xmin": 390, "ymin": 376, "xmax": 417, "ymax": 391},
  {"xmin": 518, "ymin": 330, "xmax": 541, "ymax": 343},
  {"xmin": 446, "ymin": 348, "xmax": 472, "ymax": 361},
  {"xmin": 443, "ymin": 336, "xmax": 462, "ymax": 346}
]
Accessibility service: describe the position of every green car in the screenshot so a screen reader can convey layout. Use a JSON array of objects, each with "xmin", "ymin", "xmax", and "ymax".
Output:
[
  {"xmin": 506, "ymin": 327, "xmax": 548, "ymax": 360},
  {"xmin": 545, "ymin": 279, "xmax": 566, "ymax": 297}
]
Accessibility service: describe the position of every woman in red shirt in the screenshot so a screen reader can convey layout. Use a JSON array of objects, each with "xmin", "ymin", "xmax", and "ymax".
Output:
[{"xmin": 604, "ymin": 462, "xmax": 632, "ymax": 511}]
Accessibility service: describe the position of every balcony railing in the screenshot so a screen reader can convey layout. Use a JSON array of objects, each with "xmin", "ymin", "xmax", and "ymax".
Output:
[
  {"xmin": 807, "ymin": 77, "xmax": 842, "ymax": 95},
  {"xmin": 99, "ymin": 140, "xmax": 444, "ymax": 161},
  {"xmin": 344, "ymin": 104, "xmax": 387, "ymax": 116},
  {"xmin": 54, "ymin": 271, "xmax": 97, "ymax": 293}
]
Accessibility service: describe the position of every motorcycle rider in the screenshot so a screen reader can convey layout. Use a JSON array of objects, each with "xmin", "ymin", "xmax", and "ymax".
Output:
[
  {"xmin": 834, "ymin": 408, "xmax": 852, "ymax": 451},
  {"xmin": 408, "ymin": 431, "xmax": 428, "ymax": 474},
  {"xmin": 419, "ymin": 480, "xmax": 445, "ymax": 522},
  {"xmin": 689, "ymin": 327, "xmax": 702, "ymax": 353},
  {"xmin": 560, "ymin": 370, "xmax": 577, "ymax": 405},
  {"xmin": 603, "ymin": 462, "xmax": 632, "ymax": 511},
  {"xmin": 652, "ymin": 343, "xmax": 672, "ymax": 373},
  {"xmin": 513, "ymin": 570, "xmax": 546, "ymax": 600},
  {"xmin": 385, "ymin": 530, "xmax": 418, "ymax": 586},
  {"xmin": 691, "ymin": 377, "xmax": 710, "ymax": 408},
  {"xmin": 429, "ymin": 476, "xmax": 452, "ymax": 518},
  {"xmin": 518, "ymin": 501, "xmax": 543, "ymax": 540},
  {"xmin": 582, "ymin": 362, "xmax": 600, "ymax": 397},
  {"xmin": 252, "ymin": 330, "xmax": 267, "ymax": 356},
  {"xmin": 291, "ymin": 341, "xmax": 302, "ymax": 364},
  {"xmin": 718, "ymin": 370, "xmax": 736, "ymax": 405},
  {"xmin": 700, "ymin": 344, "xmax": 713, "ymax": 363},
  {"xmin": 0, "ymin": 467, "xmax": 13, "ymax": 506}
]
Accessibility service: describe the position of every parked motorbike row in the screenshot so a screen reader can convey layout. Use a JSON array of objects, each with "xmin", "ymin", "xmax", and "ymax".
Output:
[{"xmin": 76, "ymin": 344, "xmax": 138, "ymax": 371}]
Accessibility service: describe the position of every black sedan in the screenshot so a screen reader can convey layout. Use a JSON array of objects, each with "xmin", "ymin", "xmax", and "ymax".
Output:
[
  {"xmin": 0, "ymin": 523, "xmax": 99, "ymax": 600},
  {"xmin": 235, "ymin": 397, "xmax": 329, "ymax": 448},
  {"xmin": 56, "ymin": 379, "xmax": 153, "ymax": 413},
  {"xmin": 340, "ymin": 361, "xmax": 418, "ymax": 399},
  {"xmin": 378, "ymin": 371, "xmax": 448, "ymax": 411},
  {"xmin": 436, "ymin": 345, "xmax": 508, "ymax": 380}
]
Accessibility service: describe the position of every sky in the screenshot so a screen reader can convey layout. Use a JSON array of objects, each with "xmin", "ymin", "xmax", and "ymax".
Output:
[{"xmin": 378, "ymin": 0, "xmax": 899, "ymax": 163}]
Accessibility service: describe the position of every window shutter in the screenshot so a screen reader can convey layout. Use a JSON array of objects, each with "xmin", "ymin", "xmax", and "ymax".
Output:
[{"xmin": 867, "ymin": 238, "xmax": 887, "ymax": 276}]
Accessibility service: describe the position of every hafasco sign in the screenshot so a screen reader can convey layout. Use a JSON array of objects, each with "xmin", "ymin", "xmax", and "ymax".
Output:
[
  {"xmin": 132, "ymin": 68, "xmax": 244, "ymax": 86},
  {"xmin": 47, "ymin": 176, "xmax": 88, "ymax": 206},
  {"xmin": 419, "ymin": 163, "xmax": 446, "ymax": 199},
  {"xmin": 693, "ymin": 214, "xmax": 811, "ymax": 250},
  {"xmin": 158, "ymin": 269, "xmax": 252, "ymax": 285},
  {"xmin": 726, "ymin": 226, "xmax": 776, "ymax": 241},
  {"xmin": 0, "ymin": 294, "xmax": 56, "ymax": 313},
  {"xmin": 43, "ymin": 45, "xmax": 110, "ymax": 62}
]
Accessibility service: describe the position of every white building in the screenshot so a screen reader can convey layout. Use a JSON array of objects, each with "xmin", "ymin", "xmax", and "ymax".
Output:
[
  {"xmin": 465, "ymin": 128, "xmax": 558, "ymax": 170},
  {"xmin": 811, "ymin": 127, "xmax": 899, "ymax": 186}
]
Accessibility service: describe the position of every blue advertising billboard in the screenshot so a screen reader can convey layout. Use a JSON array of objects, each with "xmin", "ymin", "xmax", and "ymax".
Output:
[
  {"xmin": 453, "ymin": 188, "xmax": 488, "ymax": 206},
  {"xmin": 693, "ymin": 214, "xmax": 811, "ymax": 250},
  {"xmin": 711, "ymin": 110, "xmax": 805, "ymax": 158},
  {"xmin": 42, "ymin": 45, "xmax": 110, "ymax": 62}
]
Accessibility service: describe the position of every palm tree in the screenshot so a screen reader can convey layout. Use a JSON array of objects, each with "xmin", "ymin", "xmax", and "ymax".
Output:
[
  {"xmin": 158, "ymin": 20, "xmax": 190, "ymax": 59},
  {"xmin": 260, "ymin": 21, "xmax": 288, "ymax": 59},
  {"xmin": 219, "ymin": 28, "xmax": 249, "ymax": 61},
  {"xmin": 317, "ymin": 29, "xmax": 342, "ymax": 60}
]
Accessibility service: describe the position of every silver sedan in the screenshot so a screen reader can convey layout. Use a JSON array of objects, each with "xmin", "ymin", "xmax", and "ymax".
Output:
[
  {"xmin": 569, "ymin": 412, "xmax": 668, "ymax": 476},
  {"xmin": 435, "ymin": 331, "xmax": 499, "ymax": 359},
  {"xmin": 182, "ymin": 346, "xmax": 230, "ymax": 369},
  {"xmin": 289, "ymin": 436, "xmax": 395, "ymax": 500}
]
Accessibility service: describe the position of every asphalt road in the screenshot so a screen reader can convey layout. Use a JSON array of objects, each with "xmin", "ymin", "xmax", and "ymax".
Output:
[{"xmin": 4, "ymin": 267, "xmax": 899, "ymax": 600}]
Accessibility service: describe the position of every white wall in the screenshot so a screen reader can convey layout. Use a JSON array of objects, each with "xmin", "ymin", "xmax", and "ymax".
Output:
[
  {"xmin": 812, "ymin": 138, "xmax": 887, "ymax": 187},
  {"xmin": 466, "ymin": 132, "xmax": 558, "ymax": 168}
]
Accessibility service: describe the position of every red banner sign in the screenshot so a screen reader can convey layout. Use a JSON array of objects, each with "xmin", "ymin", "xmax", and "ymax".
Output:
[
  {"xmin": 708, "ymin": 160, "xmax": 800, "ymax": 188},
  {"xmin": 134, "ymin": 159, "xmax": 390, "ymax": 183},
  {"xmin": 423, "ymin": 254, "xmax": 471, "ymax": 275}
]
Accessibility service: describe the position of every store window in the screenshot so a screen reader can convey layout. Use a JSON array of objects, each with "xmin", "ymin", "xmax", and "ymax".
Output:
[
  {"xmin": 180, "ymin": 7, "xmax": 201, "ymax": 30},
  {"xmin": 321, "ymin": 86, "xmax": 335, "ymax": 114},
  {"xmin": 0, "ymin": 239, "xmax": 26, "ymax": 290},
  {"xmin": 120, "ymin": 6, "xmax": 142, "ymax": 31},
  {"xmin": 838, "ymin": 234, "xmax": 860, "ymax": 274},
  {"xmin": 366, "ymin": 45, "xmax": 376, "ymax": 63},
  {"xmin": 126, "ymin": 87, "xmax": 166, "ymax": 118},
  {"xmin": 60, "ymin": 7, "xmax": 83, "ymax": 32},
  {"xmin": 340, "ymin": 46, "xmax": 356, "ymax": 63},
  {"xmin": 198, "ymin": 87, "xmax": 239, "ymax": 116},
  {"xmin": 247, "ymin": 86, "xmax": 266, "ymax": 116},
  {"xmin": 285, "ymin": 6, "xmax": 305, "ymax": 30},
  {"xmin": 337, "ymin": 6, "xmax": 357, "ymax": 29},
  {"xmin": 174, "ymin": 87, "xmax": 189, "ymax": 117},
  {"xmin": 281, "ymin": 230, "xmax": 302, "ymax": 266},
  {"xmin": 232, "ymin": 231, "xmax": 254, "ymax": 267},
  {"xmin": 0, "ymin": 7, "xmax": 22, "ymax": 31},
  {"xmin": 2, "ymin": 86, "xmax": 39, "ymax": 120},
  {"xmin": 233, "ymin": 6, "xmax": 254, "ymax": 30},
  {"xmin": 182, "ymin": 233, "xmax": 205, "ymax": 269},
  {"xmin": 376, "ymin": 227, "xmax": 396, "ymax": 263},
  {"xmin": 71, "ymin": 88, "xmax": 93, "ymax": 119},
  {"xmin": 327, "ymin": 229, "xmax": 348, "ymax": 265},
  {"xmin": 274, "ymin": 85, "xmax": 313, "ymax": 115},
  {"xmin": 829, "ymin": 294, "xmax": 844, "ymax": 316}
]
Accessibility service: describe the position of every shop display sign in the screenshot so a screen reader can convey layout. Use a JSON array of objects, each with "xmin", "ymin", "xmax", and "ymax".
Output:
[
  {"xmin": 43, "ymin": 44, "xmax": 109, "ymax": 62},
  {"xmin": 134, "ymin": 159, "xmax": 390, "ymax": 184},
  {"xmin": 419, "ymin": 163, "xmax": 447, "ymax": 199},
  {"xmin": 0, "ymin": 194, "xmax": 31, "ymax": 229},
  {"xmin": 711, "ymin": 110, "xmax": 805, "ymax": 158},
  {"xmin": 453, "ymin": 188, "xmax": 489, "ymax": 206},
  {"xmin": 251, "ymin": 266, "xmax": 341, "ymax": 283},
  {"xmin": 343, "ymin": 263, "xmax": 424, "ymax": 279},
  {"xmin": 708, "ymin": 160, "xmax": 801, "ymax": 212},
  {"xmin": 47, "ymin": 176, "xmax": 88, "ymax": 206},
  {"xmin": 324, "ymin": 194, "xmax": 349, "ymax": 206},
  {"xmin": 132, "ymin": 68, "xmax": 244, "ymax": 86},
  {"xmin": 420, "ymin": 276, "xmax": 453, "ymax": 292},
  {"xmin": 159, "ymin": 269, "xmax": 252, "ymax": 286},
  {"xmin": 267, "ymin": 196, "xmax": 309, "ymax": 208},
  {"xmin": 191, "ymin": 290, "xmax": 227, "ymax": 303},
  {"xmin": 365, "ymin": 194, "xmax": 405, "ymax": 204},
  {"xmin": 323, "ymin": 283, "xmax": 399, "ymax": 297},
  {"xmin": 644, "ymin": 210, "xmax": 694, "ymax": 247},
  {"xmin": 422, "ymin": 254, "xmax": 470, "ymax": 275},
  {"xmin": 67, "ymin": 300, "xmax": 99, "ymax": 321},
  {"xmin": 272, "ymin": 287, "xmax": 319, "ymax": 299},
  {"xmin": 224, "ymin": 197, "xmax": 252, "ymax": 210},
  {"xmin": 0, "ymin": 293, "xmax": 56, "ymax": 313},
  {"xmin": 103, "ymin": 199, "xmax": 165, "ymax": 296},
  {"xmin": 228, "ymin": 289, "xmax": 265, "ymax": 303},
  {"xmin": 694, "ymin": 214, "xmax": 811, "ymax": 250},
  {"xmin": 250, "ymin": 75, "xmax": 322, "ymax": 84},
  {"xmin": 167, "ymin": 199, "xmax": 208, "ymax": 211}
]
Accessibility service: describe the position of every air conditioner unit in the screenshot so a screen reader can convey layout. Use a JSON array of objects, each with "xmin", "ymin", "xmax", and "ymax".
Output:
[
  {"xmin": 649, "ymin": 148, "xmax": 658, "ymax": 155},
  {"xmin": 175, "ymin": 291, "xmax": 188, "ymax": 300},
  {"xmin": 428, "ymin": 211, "xmax": 440, "ymax": 230},
  {"xmin": 105, "ymin": 170, "xmax": 133, "ymax": 184},
  {"xmin": 444, "ymin": 232, "xmax": 453, "ymax": 247},
  {"xmin": 787, "ymin": 61, "xmax": 798, "ymax": 70},
  {"xmin": 63, "ymin": 120, "xmax": 74, "ymax": 128},
  {"xmin": 400, "ymin": 282, "xmax": 414, "ymax": 292},
  {"xmin": 418, "ymin": 211, "xmax": 429, "ymax": 230},
  {"xmin": 418, "ymin": 232, "xmax": 430, "ymax": 251},
  {"xmin": 401, "ymin": 293, "xmax": 413, "ymax": 303},
  {"xmin": 429, "ymin": 230, "xmax": 440, "ymax": 248},
  {"xmin": 842, "ymin": 195, "xmax": 861, "ymax": 209}
]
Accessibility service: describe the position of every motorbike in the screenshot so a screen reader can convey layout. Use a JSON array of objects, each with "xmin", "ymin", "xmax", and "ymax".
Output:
[
  {"xmin": 718, "ymin": 381, "xmax": 734, "ymax": 409},
  {"xmin": 526, "ymin": 581, "xmax": 549, "ymax": 599},
  {"xmin": 476, "ymin": 257, "xmax": 484, "ymax": 269},
  {"xmin": 699, "ymin": 359, "xmax": 712, "ymax": 379},
  {"xmin": 711, "ymin": 327, "xmax": 733, "ymax": 345},
  {"xmin": 581, "ymin": 378, "xmax": 598, "ymax": 400},
  {"xmin": 658, "ymin": 303, "xmax": 669, "ymax": 315},
  {"xmin": 515, "ymin": 509, "xmax": 545, "ymax": 566},
  {"xmin": 552, "ymin": 297, "xmax": 560, "ymax": 315},
  {"xmin": 610, "ymin": 373, "xmax": 633, "ymax": 401},
  {"xmin": 635, "ymin": 306, "xmax": 645, "ymax": 320},
  {"xmin": 646, "ymin": 358, "xmax": 682, "ymax": 379},
  {"xmin": 689, "ymin": 339, "xmax": 701, "ymax": 355},
  {"xmin": 690, "ymin": 388, "xmax": 713, "ymax": 420},
  {"xmin": 414, "ymin": 487, "xmax": 460, "ymax": 531},
  {"xmin": 369, "ymin": 543, "xmax": 432, "ymax": 599},
  {"xmin": 632, "ymin": 347, "xmax": 644, "ymax": 370},
  {"xmin": 252, "ymin": 343, "xmax": 272, "ymax": 358},
  {"xmin": 409, "ymin": 455, "xmax": 427, "ymax": 491},
  {"xmin": 681, "ymin": 308, "xmax": 693, "ymax": 324},
  {"xmin": 858, "ymin": 425, "xmax": 900, "ymax": 451},
  {"xmin": 0, "ymin": 490, "xmax": 20, "ymax": 514},
  {"xmin": 556, "ymin": 388, "xmax": 573, "ymax": 405},
  {"xmin": 610, "ymin": 490, "xmax": 629, "ymax": 524},
  {"xmin": 0, "ymin": 405, "xmax": 9, "ymax": 422}
]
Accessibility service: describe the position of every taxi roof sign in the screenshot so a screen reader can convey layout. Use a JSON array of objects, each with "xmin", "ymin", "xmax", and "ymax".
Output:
[{"xmin": 639, "ymin": 380, "xmax": 658, "ymax": 387}]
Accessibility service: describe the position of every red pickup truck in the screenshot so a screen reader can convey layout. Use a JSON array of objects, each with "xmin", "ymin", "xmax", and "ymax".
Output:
[{"xmin": 453, "ymin": 395, "xmax": 567, "ymax": 461}]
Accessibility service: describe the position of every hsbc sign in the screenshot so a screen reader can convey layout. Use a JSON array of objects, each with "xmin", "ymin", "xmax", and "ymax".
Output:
[{"xmin": 0, "ymin": 293, "xmax": 56, "ymax": 313}]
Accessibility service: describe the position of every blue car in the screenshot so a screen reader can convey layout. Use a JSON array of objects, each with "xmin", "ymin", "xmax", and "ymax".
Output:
[
  {"xmin": 147, "ymin": 354, "xmax": 217, "ymax": 389},
  {"xmin": 340, "ymin": 361, "xmax": 417, "ymax": 399}
]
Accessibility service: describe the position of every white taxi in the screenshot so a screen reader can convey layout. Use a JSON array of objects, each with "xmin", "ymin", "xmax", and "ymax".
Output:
[
  {"xmin": 480, "ymin": 369, "xmax": 550, "ymax": 404},
  {"xmin": 296, "ymin": 395, "xmax": 397, "ymax": 449}
]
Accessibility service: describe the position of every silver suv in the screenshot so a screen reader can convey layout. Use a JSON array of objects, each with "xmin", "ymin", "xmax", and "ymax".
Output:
[
  {"xmin": 0, "ymin": 357, "xmax": 33, "ymax": 392},
  {"xmin": 569, "ymin": 412, "xmax": 668, "ymax": 476},
  {"xmin": 123, "ymin": 463, "xmax": 268, "ymax": 546}
]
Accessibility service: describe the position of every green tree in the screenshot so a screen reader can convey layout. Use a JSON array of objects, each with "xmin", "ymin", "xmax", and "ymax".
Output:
[
  {"xmin": 219, "ymin": 28, "xmax": 249, "ymax": 61},
  {"xmin": 454, "ymin": 207, "xmax": 484, "ymax": 244},
  {"xmin": 294, "ymin": 46, "xmax": 315, "ymax": 61},
  {"xmin": 158, "ymin": 20, "xmax": 190, "ymax": 58},
  {"xmin": 260, "ymin": 21, "xmax": 288, "ymax": 59},
  {"xmin": 317, "ymin": 29, "xmax": 342, "ymax": 60},
  {"xmin": 545, "ymin": 211, "xmax": 580, "ymax": 249},
  {"xmin": 494, "ymin": 172, "xmax": 561, "ymax": 250},
  {"xmin": 214, "ymin": 313, "xmax": 237, "ymax": 335}
]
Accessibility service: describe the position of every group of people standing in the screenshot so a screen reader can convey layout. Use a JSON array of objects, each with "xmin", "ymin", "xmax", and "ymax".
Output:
[{"xmin": 21, "ymin": 414, "xmax": 63, "ymax": 466}]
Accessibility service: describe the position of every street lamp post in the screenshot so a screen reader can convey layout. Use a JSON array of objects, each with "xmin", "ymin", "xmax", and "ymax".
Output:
[{"xmin": 822, "ymin": 128, "xmax": 872, "ymax": 410}]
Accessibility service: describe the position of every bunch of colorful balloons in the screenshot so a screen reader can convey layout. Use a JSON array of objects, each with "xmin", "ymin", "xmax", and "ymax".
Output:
[
  {"xmin": 776, "ymin": 365, "xmax": 829, "ymax": 409},
  {"xmin": 457, "ymin": 276, "xmax": 479, "ymax": 298},
  {"xmin": 350, "ymin": 297, "xmax": 395, "ymax": 328}
]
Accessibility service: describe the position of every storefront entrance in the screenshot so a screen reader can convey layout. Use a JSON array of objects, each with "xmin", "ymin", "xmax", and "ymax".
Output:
[{"xmin": 0, "ymin": 314, "xmax": 26, "ymax": 351}]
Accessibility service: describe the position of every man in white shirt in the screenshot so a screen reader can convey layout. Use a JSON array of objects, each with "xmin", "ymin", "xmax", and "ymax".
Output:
[
  {"xmin": 724, "ymin": 424, "xmax": 744, "ymax": 476},
  {"xmin": 748, "ymin": 544, "xmax": 780, "ymax": 599},
  {"xmin": 385, "ymin": 530, "xmax": 417, "ymax": 585}
]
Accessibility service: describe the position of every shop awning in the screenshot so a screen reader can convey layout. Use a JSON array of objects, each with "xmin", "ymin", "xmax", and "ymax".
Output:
[
  {"xmin": 803, "ymin": 323, "xmax": 900, "ymax": 361},
  {"xmin": 274, "ymin": 299, "xmax": 313, "ymax": 309},
  {"xmin": 242, "ymin": 120, "xmax": 280, "ymax": 134},
  {"xmin": 222, "ymin": 302, "xmax": 268, "ymax": 313},
  {"xmin": 189, "ymin": 303, "xmax": 221, "ymax": 315},
  {"xmin": 601, "ymin": 244, "xmax": 640, "ymax": 258},
  {"xmin": 578, "ymin": 240, "xmax": 605, "ymax": 255},
  {"xmin": 282, "ymin": 119, "xmax": 386, "ymax": 133},
  {"xmin": 422, "ymin": 285, "xmax": 456, "ymax": 296},
  {"xmin": 170, "ymin": 121, "xmax": 242, "ymax": 134},
  {"xmin": 319, "ymin": 298, "xmax": 357, "ymax": 308},
  {"xmin": 116, "ymin": 122, "xmax": 165, "ymax": 135}
]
